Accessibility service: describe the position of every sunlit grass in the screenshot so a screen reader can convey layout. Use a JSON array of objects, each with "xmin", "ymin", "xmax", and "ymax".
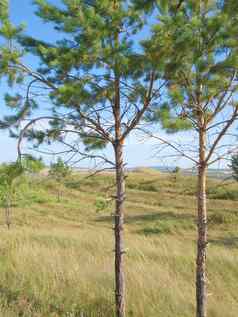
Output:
[{"xmin": 0, "ymin": 169, "xmax": 237, "ymax": 316}]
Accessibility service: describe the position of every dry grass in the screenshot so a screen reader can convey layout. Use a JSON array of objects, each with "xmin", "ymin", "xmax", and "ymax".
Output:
[{"xmin": 0, "ymin": 169, "xmax": 237, "ymax": 316}]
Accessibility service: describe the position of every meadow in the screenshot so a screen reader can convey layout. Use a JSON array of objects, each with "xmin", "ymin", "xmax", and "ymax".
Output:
[{"xmin": 0, "ymin": 169, "xmax": 237, "ymax": 317}]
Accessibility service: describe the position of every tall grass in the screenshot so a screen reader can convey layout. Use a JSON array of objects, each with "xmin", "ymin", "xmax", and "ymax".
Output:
[{"xmin": 0, "ymin": 170, "xmax": 237, "ymax": 316}]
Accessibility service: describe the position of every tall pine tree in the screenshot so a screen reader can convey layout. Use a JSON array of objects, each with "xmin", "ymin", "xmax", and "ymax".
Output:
[
  {"xmin": 141, "ymin": 1, "xmax": 238, "ymax": 316},
  {"xmin": 0, "ymin": 1, "xmax": 167, "ymax": 316}
]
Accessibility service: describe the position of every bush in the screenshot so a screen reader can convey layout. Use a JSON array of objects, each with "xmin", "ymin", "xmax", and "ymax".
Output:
[
  {"xmin": 142, "ymin": 223, "xmax": 172, "ymax": 235},
  {"xmin": 95, "ymin": 197, "xmax": 110, "ymax": 213},
  {"xmin": 138, "ymin": 183, "xmax": 158, "ymax": 192},
  {"xmin": 172, "ymin": 166, "xmax": 181, "ymax": 173},
  {"xmin": 127, "ymin": 180, "xmax": 158, "ymax": 192},
  {"xmin": 65, "ymin": 180, "xmax": 81, "ymax": 190},
  {"xmin": 141, "ymin": 218, "xmax": 195, "ymax": 236}
]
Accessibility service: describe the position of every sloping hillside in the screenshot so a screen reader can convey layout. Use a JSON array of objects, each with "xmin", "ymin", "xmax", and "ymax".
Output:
[{"xmin": 0, "ymin": 169, "xmax": 237, "ymax": 316}]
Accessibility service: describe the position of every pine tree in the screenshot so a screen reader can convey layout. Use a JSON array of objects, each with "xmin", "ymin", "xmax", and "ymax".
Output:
[
  {"xmin": 20, "ymin": 154, "xmax": 45, "ymax": 175},
  {"xmin": 0, "ymin": 161, "xmax": 24, "ymax": 229},
  {"xmin": 0, "ymin": 1, "xmax": 167, "ymax": 316},
  {"xmin": 141, "ymin": 1, "xmax": 238, "ymax": 317},
  {"xmin": 49, "ymin": 158, "xmax": 71, "ymax": 202}
]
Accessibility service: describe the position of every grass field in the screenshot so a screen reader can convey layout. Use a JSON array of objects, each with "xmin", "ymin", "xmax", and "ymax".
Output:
[{"xmin": 0, "ymin": 169, "xmax": 237, "ymax": 317}]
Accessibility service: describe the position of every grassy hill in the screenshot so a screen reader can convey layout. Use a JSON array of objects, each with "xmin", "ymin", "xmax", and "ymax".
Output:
[{"xmin": 0, "ymin": 169, "xmax": 237, "ymax": 317}]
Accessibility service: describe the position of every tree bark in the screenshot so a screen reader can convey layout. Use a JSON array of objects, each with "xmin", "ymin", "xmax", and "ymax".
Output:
[
  {"xmin": 114, "ymin": 140, "xmax": 126, "ymax": 317},
  {"xmin": 196, "ymin": 127, "xmax": 207, "ymax": 317}
]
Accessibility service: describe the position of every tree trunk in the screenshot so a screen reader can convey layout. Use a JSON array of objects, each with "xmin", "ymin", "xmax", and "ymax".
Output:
[
  {"xmin": 196, "ymin": 127, "xmax": 207, "ymax": 317},
  {"xmin": 114, "ymin": 140, "xmax": 126, "ymax": 317}
]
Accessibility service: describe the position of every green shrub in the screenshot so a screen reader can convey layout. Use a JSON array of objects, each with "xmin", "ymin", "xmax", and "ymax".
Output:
[
  {"xmin": 95, "ymin": 197, "xmax": 110, "ymax": 213},
  {"xmin": 142, "ymin": 223, "xmax": 172, "ymax": 235},
  {"xmin": 65, "ymin": 180, "xmax": 81, "ymax": 190},
  {"xmin": 127, "ymin": 181, "xmax": 158, "ymax": 192},
  {"xmin": 138, "ymin": 183, "xmax": 158, "ymax": 192},
  {"xmin": 141, "ymin": 218, "xmax": 195, "ymax": 236}
]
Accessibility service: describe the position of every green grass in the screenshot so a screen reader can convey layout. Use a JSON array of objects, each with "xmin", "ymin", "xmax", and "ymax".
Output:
[{"xmin": 0, "ymin": 169, "xmax": 237, "ymax": 316}]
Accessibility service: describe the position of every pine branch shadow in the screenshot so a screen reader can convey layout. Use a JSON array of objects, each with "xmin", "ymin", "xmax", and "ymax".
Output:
[{"xmin": 95, "ymin": 211, "xmax": 196, "ymax": 235}]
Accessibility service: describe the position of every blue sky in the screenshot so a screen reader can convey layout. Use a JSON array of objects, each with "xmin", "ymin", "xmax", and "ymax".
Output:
[{"xmin": 0, "ymin": 1, "xmax": 235, "ymax": 169}]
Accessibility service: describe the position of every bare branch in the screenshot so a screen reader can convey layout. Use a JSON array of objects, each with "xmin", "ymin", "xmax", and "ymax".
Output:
[
  {"xmin": 121, "ymin": 72, "xmax": 157, "ymax": 141},
  {"xmin": 17, "ymin": 116, "xmax": 64, "ymax": 160},
  {"xmin": 140, "ymin": 128, "xmax": 199, "ymax": 164},
  {"xmin": 205, "ymin": 106, "xmax": 238, "ymax": 164}
]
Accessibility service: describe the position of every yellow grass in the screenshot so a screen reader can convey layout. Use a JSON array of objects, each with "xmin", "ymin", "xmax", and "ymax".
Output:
[{"xmin": 0, "ymin": 170, "xmax": 237, "ymax": 316}]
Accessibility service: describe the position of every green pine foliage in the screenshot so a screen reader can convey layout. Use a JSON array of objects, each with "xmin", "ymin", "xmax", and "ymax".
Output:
[
  {"xmin": 0, "ymin": 0, "xmax": 171, "ymax": 152},
  {"xmin": 0, "ymin": 161, "xmax": 24, "ymax": 189},
  {"xmin": 142, "ymin": 1, "xmax": 238, "ymax": 133},
  {"xmin": 49, "ymin": 158, "xmax": 71, "ymax": 182},
  {"xmin": 21, "ymin": 155, "xmax": 45, "ymax": 173},
  {"xmin": 49, "ymin": 158, "xmax": 71, "ymax": 202},
  {"xmin": 0, "ymin": 157, "xmax": 44, "ymax": 201},
  {"xmin": 0, "ymin": 0, "xmax": 8, "ymax": 21},
  {"xmin": 0, "ymin": 157, "xmax": 44, "ymax": 205},
  {"xmin": 0, "ymin": 0, "xmax": 24, "ymax": 88},
  {"xmin": 0, "ymin": 162, "xmax": 24, "ymax": 224}
]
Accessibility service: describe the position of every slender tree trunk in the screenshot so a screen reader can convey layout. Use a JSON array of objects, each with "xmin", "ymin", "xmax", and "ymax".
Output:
[
  {"xmin": 114, "ymin": 140, "xmax": 126, "ymax": 317},
  {"xmin": 196, "ymin": 127, "xmax": 207, "ymax": 317},
  {"xmin": 112, "ymin": 18, "xmax": 126, "ymax": 312}
]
